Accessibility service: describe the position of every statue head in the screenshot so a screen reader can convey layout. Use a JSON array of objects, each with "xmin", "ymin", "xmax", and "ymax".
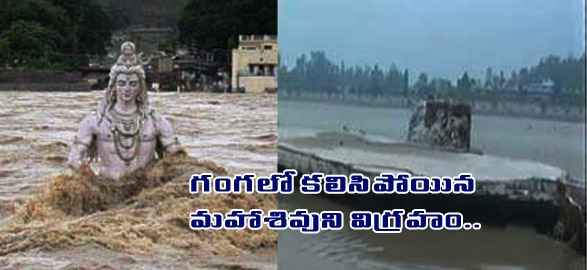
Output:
[
  {"xmin": 100, "ymin": 61, "xmax": 149, "ymax": 117},
  {"xmin": 121, "ymin": 42, "xmax": 135, "ymax": 56}
]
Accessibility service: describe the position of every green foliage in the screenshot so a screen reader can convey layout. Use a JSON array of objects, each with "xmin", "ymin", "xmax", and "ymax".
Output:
[
  {"xmin": 158, "ymin": 37, "xmax": 181, "ymax": 52},
  {"xmin": 0, "ymin": 0, "xmax": 112, "ymax": 69},
  {"xmin": 0, "ymin": 20, "xmax": 65, "ymax": 68},
  {"xmin": 481, "ymin": 54, "xmax": 586, "ymax": 96},
  {"xmin": 279, "ymin": 51, "xmax": 408, "ymax": 98},
  {"xmin": 0, "ymin": 0, "xmax": 71, "ymax": 38},
  {"xmin": 97, "ymin": 0, "xmax": 133, "ymax": 30},
  {"xmin": 179, "ymin": 0, "xmax": 277, "ymax": 48},
  {"xmin": 0, "ymin": 37, "xmax": 11, "ymax": 66},
  {"xmin": 456, "ymin": 72, "xmax": 472, "ymax": 98},
  {"xmin": 97, "ymin": 0, "xmax": 188, "ymax": 30},
  {"xmin": 280, "ymin": 51, "xmax": 586, "ymax": 105}
]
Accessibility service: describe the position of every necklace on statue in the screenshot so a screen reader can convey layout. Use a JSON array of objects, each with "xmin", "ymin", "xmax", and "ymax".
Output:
[{"xmin": 108, "ymin": 109, "xmax": 143, "ymax": 166}]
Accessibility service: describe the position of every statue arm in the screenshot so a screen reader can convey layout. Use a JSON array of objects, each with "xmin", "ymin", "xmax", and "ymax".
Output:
[
  {"xmin": 155, "ymin": 113, "xmax": 182, "ymax": 155},
  {"xmin": 67, "ymin": 114, "xmax": 97, "ymax": 169}
]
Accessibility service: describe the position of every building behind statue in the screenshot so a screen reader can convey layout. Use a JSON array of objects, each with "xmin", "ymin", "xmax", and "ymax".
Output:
[{"xmin": 231, "ymin": 35, "xmax": 278, "ymax": 93}]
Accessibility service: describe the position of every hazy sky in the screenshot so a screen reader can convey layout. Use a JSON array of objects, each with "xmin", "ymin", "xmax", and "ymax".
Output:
[{"xmin": 278, "ymin": 0, "xmax": 585, "ymax": 82}]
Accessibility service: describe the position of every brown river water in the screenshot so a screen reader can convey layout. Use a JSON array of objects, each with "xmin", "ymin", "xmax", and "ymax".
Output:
[{"xmin": 0, "ymin": 91, "xmax": 278, "ymax": 269}]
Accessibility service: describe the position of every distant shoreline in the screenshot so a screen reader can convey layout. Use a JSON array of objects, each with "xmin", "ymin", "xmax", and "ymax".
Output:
[{"xmin": 279, "ymin": 95, "xmax": 586, "ymax": 124}]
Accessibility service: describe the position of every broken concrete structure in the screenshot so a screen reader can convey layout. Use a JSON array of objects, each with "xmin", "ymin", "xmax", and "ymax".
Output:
[
  {"xmin": 278, "ymin": 99, "xmax": 586, "ymax": 255},
  {"xmin": 407, "ymin": 99, "xmax": 471, "ymax": 151}
]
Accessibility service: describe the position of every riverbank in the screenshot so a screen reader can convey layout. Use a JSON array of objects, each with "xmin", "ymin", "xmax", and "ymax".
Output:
[
  {"xmin": 279, "ymin": 93, "xmax": 586, "ymax": 123},
  {"xmin": 0, "ymin": 70, "xmax": 92, "ymax": 92},
  {"xmin": 0, "ymin": 83, "xmax": 92, "ymax": 92}
]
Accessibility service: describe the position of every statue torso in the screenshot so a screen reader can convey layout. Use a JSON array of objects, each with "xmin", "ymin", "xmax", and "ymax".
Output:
[{"xmin": 92, "ymin": 109, "xmax": 159, "ymax": 180}]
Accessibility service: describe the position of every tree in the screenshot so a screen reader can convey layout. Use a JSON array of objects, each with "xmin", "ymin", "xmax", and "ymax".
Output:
[
  {"xmin": 370, "ymin": 64, "xmax": 384, "ymax": 96},
  {"xmin": 429, "ymin": 78, "xmax": 452, "ymax": 94},
  {"xmin": 0, "ymin": 0, "xmax": 112, "ymax": 68},
  {"xmin": 2, "ymin": 20, "xmax": 64, "ymax": 68},
  {"xmin": 499, "ymin": 70, "xmax": 506, "ymax": 89},
  {"xmin": 179, "ymin": 0, "xmax": 276, "ymax": 49},
  {"xmin": 509, "ymin": 70, "xmax": 518, "ymax": 89},
  {"xmin": 484, "ymin": 67, "xmax": 493, "ymax": 89},
  {"xmin": 403, "ymin": 69, "xmax": 409, "ymax": 95},
  {"xmin": 457, "ymin": 72, "xmax": 471, "ymax": 98},
  {"xmin": 48, "ymin": 0, "xmax": 112, "ymax": 55},
  {"xmin": 413, "ymin": 72, "xmax": 429, "ymax": 96}
]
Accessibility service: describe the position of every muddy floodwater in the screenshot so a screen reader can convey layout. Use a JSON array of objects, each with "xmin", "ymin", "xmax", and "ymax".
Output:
[{"xmin": 0, "ymin": 91, "xmax": 277, "ymax": 269}]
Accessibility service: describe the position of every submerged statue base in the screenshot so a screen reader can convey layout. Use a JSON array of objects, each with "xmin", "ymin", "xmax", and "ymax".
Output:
[{"xmin": 407, "ymin": 99, "xmax": 471, "ymax": 151}]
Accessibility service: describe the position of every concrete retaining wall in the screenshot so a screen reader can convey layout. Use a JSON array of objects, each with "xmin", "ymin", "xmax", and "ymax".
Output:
[{"xmin": 278, "ymin": 142, "xmax": 584, "ymax": 205}]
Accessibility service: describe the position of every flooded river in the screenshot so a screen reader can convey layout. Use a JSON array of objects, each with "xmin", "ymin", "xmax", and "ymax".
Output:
[
  {"xmin": 0, "ymin": 91, "xmax": 278, "ymax": 269},
  {"xmin": 278, "ymin": 99, "xmax": 585, "ymax": 269},
  {"xmin": 0, "ymin": 93, "xmax": 584, "ymax": 269}
]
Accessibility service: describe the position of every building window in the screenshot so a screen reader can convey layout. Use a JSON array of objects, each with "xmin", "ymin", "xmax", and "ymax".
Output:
[
  {"xmin": 245, "ymin": 64, "xmax": 278, "ymax": 77},
  {"xmin": 263, "ymin": 45, "xmax": 273, "ymax": 50}
]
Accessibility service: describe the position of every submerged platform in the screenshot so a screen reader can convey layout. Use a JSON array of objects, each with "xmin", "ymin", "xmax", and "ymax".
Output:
[
  {"xmin": 279, "ymin": 132, "xmax": 584, "ymax": 202},
  {"xmin": 278, "ymin": 132, "xmax": 586, "ymax": 253}
]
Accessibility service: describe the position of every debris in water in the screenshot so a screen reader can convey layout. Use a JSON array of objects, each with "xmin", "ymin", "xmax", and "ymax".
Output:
[{"xmin": 0, "ymin": 152, "xmax": 277, "ymax": 257}]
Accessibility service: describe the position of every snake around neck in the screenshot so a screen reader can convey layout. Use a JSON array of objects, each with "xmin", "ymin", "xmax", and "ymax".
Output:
[{"xmin": 106, "ymin": 108, "xmax": 144, "ymax": 165}]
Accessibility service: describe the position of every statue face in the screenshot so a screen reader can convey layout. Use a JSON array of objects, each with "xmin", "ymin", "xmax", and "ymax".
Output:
[
  {"xmin": 115, "ymin": 73, "xmax": 140, "ymax": 103},
  {"xmin": 123, "ymin": 45, "xmax": 133, "ymax": 56}
]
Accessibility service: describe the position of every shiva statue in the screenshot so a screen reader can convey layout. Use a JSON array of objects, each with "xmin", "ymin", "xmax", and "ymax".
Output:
[{"xmin": 67, "ymin": 42, "xmax": 182, "ymax": 180}]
